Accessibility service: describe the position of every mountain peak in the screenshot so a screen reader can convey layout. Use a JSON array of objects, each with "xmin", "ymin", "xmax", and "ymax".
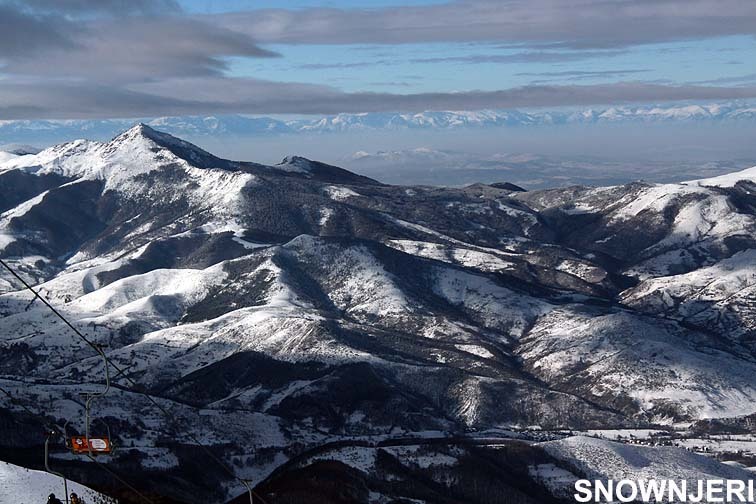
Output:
[
  {"xmin": 113, "ymin": 122, "xmax": 157, "ymax": 141},
  {"xmin": 281, "ymin": 155, "xmax": 309, "ymax": 164},
  {"xmin": 107, "ymin": 122, "xmax": 176, "ymax": 153},
  {"xmin": 276, "ymin": 155, "xmax": 315, "ymax": 173},
  {"xmin": 109, "ymin": 123, "xmax": 238, "ymax": 171},
  {"xmin": 112, "ymin": 122, "xmax": 181, "ymax": 146}
]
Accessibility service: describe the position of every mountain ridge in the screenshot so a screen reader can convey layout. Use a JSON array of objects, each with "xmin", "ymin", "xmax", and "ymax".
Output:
[{"xmin": 1, "ymin": 102, "xmax": 755, "ymax": 143}]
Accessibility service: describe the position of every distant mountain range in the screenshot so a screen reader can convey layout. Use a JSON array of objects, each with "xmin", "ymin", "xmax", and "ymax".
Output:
[{"xmin": 1, "ymin": 102, "xmax": 755, "ymax": 143}]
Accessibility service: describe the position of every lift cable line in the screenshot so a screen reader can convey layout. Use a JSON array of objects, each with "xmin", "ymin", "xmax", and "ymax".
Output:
[
  {"xmin": 85, "ymin": 452, "xmax": 157, "ymax": 504},
  {"xmin": 0, "ymin": 258, "xmax": 267, "ymax": 504},
  {"xmin": 0, "ymin": 382, "xmax": 58, "ymax": 425}
]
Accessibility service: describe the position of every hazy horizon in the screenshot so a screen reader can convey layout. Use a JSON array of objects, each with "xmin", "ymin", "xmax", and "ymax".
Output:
[
  {"xmin": 4, "ymin": 113, "xmax": 756, "ymax": 189},
  {"xmin": 2, "ymin": 0, "xmax": 756, "ymax": 187}
]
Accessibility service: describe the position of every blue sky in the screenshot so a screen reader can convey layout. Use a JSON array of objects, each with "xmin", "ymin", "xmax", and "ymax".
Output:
[
  {"xmin": 0, "ymin": 0, "xmax": 755, "ymax": 119},
  {"xmin": 228, "ymin": 36, "xmax": 756, "ymax": 95}
]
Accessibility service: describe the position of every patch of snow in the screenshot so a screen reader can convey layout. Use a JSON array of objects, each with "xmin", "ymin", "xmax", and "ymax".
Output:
[
  {"xmin": 455, "ymin": 344, "xmax": 496, "ymax": 359},
  {"xmin": 183, "ymin": 220, "xmax": 270, "ymax": 250},
  {"xmin": 0, "ymin": 233, "xmax": 15, "ymax": 252},
  {"xmin": 555, "ymin": 259, "xmax": 607, "ymax": 283},
  {"xmin": 319, "ymin": 207, "xmax": 334, "ymax": 226},
  {"xmin": 323, "ymin": 185, "xmax": 360, "ymax": 201},
  {"xmin": 387, "ymin": 240, "xmax": 517, "ymax": 273}
]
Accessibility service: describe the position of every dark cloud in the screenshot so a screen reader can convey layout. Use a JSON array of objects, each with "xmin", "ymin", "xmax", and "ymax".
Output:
[
  {"xmin": 0, "ymin": 80, "xmax": 205, "ymax": 119},
  {"xmin": 0, "ymin": 4, "xmax": 76, "ymax": 57},
  {"xmin": 0, "ymin": 2, "xmax": 278, "ymax": 83},
  {"xmin": 2, "ymin": 78, "xmax": 756, "ymax": 119},
  {"xmin": 316, "ymin": 83, "xmax": 756, "ymax": 114},
  {"xmin": 217, "ymin": 0, "xmax": 756, "ymax": 49},
  {"xmin": 2, "ymin": 17, "xmax": 279, "ymax": 82}
]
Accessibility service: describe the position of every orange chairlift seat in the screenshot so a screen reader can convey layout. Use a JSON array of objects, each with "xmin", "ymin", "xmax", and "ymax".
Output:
[{"xmin": 69, "ymin": 435, "xmax": 113, "ymax": 455}]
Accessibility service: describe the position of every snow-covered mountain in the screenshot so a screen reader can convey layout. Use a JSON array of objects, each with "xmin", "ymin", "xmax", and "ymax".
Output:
[
  {"xmin": 291, "ymin": 104, "xmax": 756, "ymax": 132},
  {"xmin": 0, "ymin": 103, "xmax": 754, "ymax": 143},
  {"xmin": 1, "ymin": 125, "xmax": 755, "ymax": 502}
]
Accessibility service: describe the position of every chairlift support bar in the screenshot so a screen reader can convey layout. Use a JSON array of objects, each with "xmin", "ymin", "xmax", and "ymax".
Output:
[
  {"xmin": 45, "ymin": 430, "xmax": 69, "ymax": 504},
  {"xmin": 83, "ymin": 344, "xmax": 111, "ymax": 458},
  {"xmin": 241, "ymin": 480, "xmax": 254, "ymax": 504}
]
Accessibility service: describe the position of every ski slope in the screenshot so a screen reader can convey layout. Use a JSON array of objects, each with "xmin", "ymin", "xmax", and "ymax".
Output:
[{"xmin": 0, "ymin": 461, "xmax": 112, "ymax": 504}]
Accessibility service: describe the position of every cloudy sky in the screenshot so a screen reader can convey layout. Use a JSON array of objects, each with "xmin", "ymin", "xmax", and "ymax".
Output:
[{"xmin": 1, "ymin": 0, "xmax": 755, "ymax": 119}]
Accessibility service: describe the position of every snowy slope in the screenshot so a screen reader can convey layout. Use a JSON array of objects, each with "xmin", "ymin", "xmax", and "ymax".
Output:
[
  {"xmin": 539, "ymin": 436, "xmax": 753, "ymax": 498},
  {"xmin": 0, "ymin": 461, "xmax": 112, "ymax": 504},
  {"xmin": 519, "ymin": 306, "xmax": 756, "ymax": 421},
  {"xmin": 0, "ymin": 151, "xmax": 18, "ymax": 164},
  {"xmin": 688, "ymin": 165, "xmax": 756, "ymax": 187},
  {"xmin": 544, "ymin": 435, "xmax": 752, "ymax": 481},
  {"xmin": 622, "ymin": 249, "xmax": 756, "ymax": 340}
]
